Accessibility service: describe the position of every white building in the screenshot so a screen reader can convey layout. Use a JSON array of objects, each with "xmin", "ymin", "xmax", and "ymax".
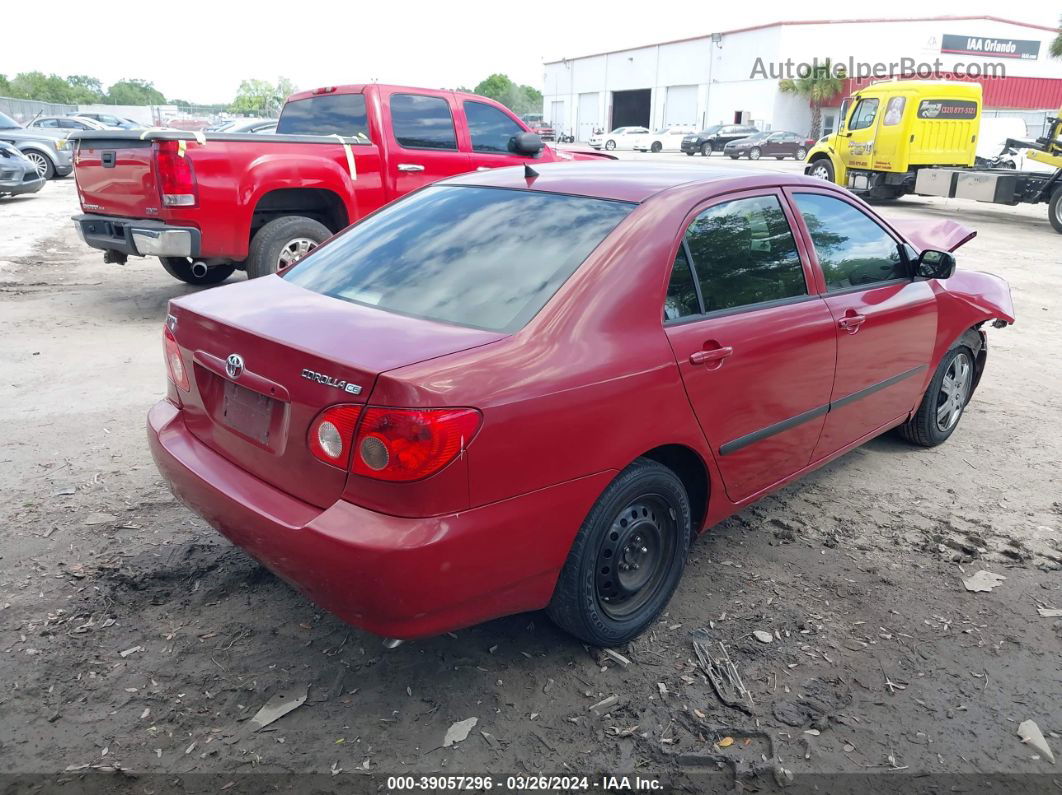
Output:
[{"xmin": 543, "ymin": 15, "xmax": 1062, "ymax": 141}]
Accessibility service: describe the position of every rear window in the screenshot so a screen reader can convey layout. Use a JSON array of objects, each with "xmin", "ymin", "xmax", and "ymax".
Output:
[
  {"xmin": 284, "ymin": 186, "xmax": 634, "ymax": 332},
  {"xmin": 277, "ymin": 93, "xmax": 370, "ymax": 140}
]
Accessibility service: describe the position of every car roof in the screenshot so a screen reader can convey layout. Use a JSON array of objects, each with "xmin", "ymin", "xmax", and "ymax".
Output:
[{"xmin": 443, "ymin": 160, "xmax": 823, "ymax": 203}]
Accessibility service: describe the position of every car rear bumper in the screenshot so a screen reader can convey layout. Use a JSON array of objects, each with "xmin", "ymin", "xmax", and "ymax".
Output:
[
  {"xmin": 73, "ymin": 213, "xmax": 202, "ymax": 258},
  {"xmin": 148, "ymin": 400, "xmax": 614, "ymax": 639}
]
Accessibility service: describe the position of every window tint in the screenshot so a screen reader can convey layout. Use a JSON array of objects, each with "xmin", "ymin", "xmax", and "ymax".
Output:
[
  {"xmin": 277, "ymin": 93, "xmax": 370, "ymax": 140},
  {"xmin": 848, "ymin": 98, "xmax": 879, "ymax": 131},
  {"xmin": 883, "ymin": 96, "xmax": 906, "ymax": 126},
  {"xmin": 391, "ymin": 94, "xmax": 457, "ymax": 150},
  {"xmin": 37, "ymin": 119, "xmax": 58, "ymax": 128},
  {"xmin": 793, "ymin": 193, "xmax": 907, "ymax": 290},
  {"xmin": 285, "ymin": 186, "xmax": 633, "ymax": 332},
  {"xmin": 59, "ymin": 119, "xmax": 83, "ymax": 129},
  {"xmin": 465, "ymin": 101, "xmax": 524, "ymax": 154},
  {"xmin": 664, "ymin": 246, "xmax": 699, "ymax": 321},
  {"xmin": 684, "ymin": 195, "xmax": 807, "ymax": 313}
]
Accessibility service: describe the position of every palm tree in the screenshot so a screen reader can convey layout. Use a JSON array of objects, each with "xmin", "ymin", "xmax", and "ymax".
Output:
[
  {"xmin": 779, "ymin": 59, "xmax": 845, "ymax": 139},
  {"xmin": 1051, "ymin": 16, "xmax": 1062, "ymax": 58}
]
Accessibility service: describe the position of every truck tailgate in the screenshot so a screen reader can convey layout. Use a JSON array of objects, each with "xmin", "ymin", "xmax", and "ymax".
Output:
[{"xmin": 74, "ymin": 137, "xmax": 159, "ymax": 218}]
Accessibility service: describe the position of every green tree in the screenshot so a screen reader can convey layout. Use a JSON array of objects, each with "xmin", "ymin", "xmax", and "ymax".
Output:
[
  {"xmin": 471, "ymin": 73, "xmax": 542, "ymax": 116},
  {"xmin": 106, "ymin": 79, "xmax": 166, "ymax": 105},
  {"xmin": 1052, "ymin": 16, "xmax": 1062, "ymax": 58},
  {"xmin": 66, "ymin": 75, "xmax": 104, "ymax": 103},
  {"xmin": 0, "ymin": 74, "xmax": 10, "ymax": 96},
  {"xmin": 779, "ymin": 59, "xmax": 845, "ymax": 139},
  {"xmin": 9, "ymin": 72, "xmax": 78, "ymax": 103},
  {"xmin": 231, "ymin": 77, "xmax": 296, "ymax": 116}
]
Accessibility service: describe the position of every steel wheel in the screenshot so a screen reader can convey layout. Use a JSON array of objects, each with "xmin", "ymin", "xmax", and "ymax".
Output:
[
  {"xmin": 277, "ymin": 237, "xmax": 317, "ymax": 269},
  {"xmin": 595, "ymin": 495, "xmax": 676, "ymax": 620},
  {"xmin": 936, "ymin": 351, "xmax": 972, "ymax": 432},
  {"xmin": 810, "ymin": 162, "xmax": 832, "ymax": 180},
  {"xmin": 25, "ymin": 151, "xmax": 50, "ymax": 178}
]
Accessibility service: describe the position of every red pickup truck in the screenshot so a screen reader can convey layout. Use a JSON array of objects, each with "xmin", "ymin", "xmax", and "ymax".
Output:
[{"xmin": 71, "ymin": 84, "xmax": 611, "ymax": 284}]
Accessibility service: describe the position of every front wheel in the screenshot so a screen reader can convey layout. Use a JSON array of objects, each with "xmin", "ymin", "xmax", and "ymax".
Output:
[
  {"xmin": 24, "ymin": 150, "xmax": 55, "ymax": 180},
  {"xmin": 897, "ymin": 345, "xmax": 975, "ymax": 447},
  {"xmin": 604, "ymin": 140, "xmax": 616, "ymax": 151},
  {"xmin": 748, "ymin": 147, "xmax": 761, "ymax": 160},
  {"xmin": 159, "ymin": 258, "xmax": 235, "ymax": 285},
  {"xmin": 701, "ymin": 142, "xmax": 712, "ymax": 157},
  {"xmin": 808, "ymin": 158, "xmax": 835, "ymax": 182},
  {"xmin": 650, "ymin": 142, "xmax": 662, "ymax": 153},
  {"xmin": 547, "ymin": 458, "xmax": 690, "ymax": 646},
  {"xmin": 246, "ymin": 216, "xmax": 332, "ymax": 279},
  {"xmin": 795, "ymin": 147, "xmax": 807, "ymax": 160},
  {"xmin": 1049, "ymin": 188, "xmax": 1062, "ymax": 234}
]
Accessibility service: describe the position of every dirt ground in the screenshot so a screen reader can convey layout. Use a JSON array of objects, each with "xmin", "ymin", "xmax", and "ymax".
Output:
[{"xmin": 0, "ymin": 163, "xmax": 1059, "ymax": 794}]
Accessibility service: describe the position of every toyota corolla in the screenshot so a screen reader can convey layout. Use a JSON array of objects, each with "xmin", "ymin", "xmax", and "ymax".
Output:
[{"xmin": 150, "ymin": 162, "xmax": 1013, "ymax": 646}]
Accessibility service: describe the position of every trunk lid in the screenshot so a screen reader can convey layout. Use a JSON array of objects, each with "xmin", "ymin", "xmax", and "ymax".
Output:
[
  {"xmin": 74, "ymin": 136, "xmax": 159, "ymax": 218},
  {"xmin": 168, "ymin": 276, "xmax": 506, "ymax": 509}
]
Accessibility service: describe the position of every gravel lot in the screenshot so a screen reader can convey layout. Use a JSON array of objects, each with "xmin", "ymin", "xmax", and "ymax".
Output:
[{"xmin": 1, "ymin": 157, "xmax": 1059, "ymax": 793}]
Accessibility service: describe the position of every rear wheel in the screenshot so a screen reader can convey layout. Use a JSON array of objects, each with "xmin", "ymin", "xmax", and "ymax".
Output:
[
  {"xmin": 1049, "ymin": 189, "xmax": 1062, "ymax": 234},
  {"xmin": 701, "ymin": 142, "xmax": 712, "ymax": 157},
  {"xmin": 159, "ymin": 258, "xmax": 235, "ymax": 285},
  {"xmin": 24, "ymin": 150, "xmax": 54, "ymax": 180},
  {"xmin": 547, "ymin": 458, "xmax": 690, "ymax": 646},
  {"xmin": 246, "ymin": 216, "xmax": 331, "ymax": 279},
  {"xmin": 650, "ymin": 142, "xmax": 662, "ymax": 153},
  {"xmin": 897, "ymin": 345, "xmax": 975, "ymax": 447},
  {"xmin": 808, "ymin": 158, "xmax": 834, "ymax": 182}
]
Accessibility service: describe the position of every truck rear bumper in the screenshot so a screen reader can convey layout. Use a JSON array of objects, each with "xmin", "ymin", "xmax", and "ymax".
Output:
[{"xmin": 72, "ymin": 213, "xmax": 202, "ymax": 258}]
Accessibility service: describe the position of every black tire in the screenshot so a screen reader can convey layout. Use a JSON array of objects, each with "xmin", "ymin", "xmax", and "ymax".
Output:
[
  {"xmin": 685, "ymin": 150, "xmax": 695, "ymax": 156},
  {"xmin": 605, "ymin": 140, "xmax": 616, "ymax": 151},
  {"xmin": 808, "ymin": 157, "xmax": 835, "ymax": 183},
  {"xmin": 749, "ymin": 147, "xmax": 761, "ymax": 160},
  {"xmin": 547, "ymin": 458, "xmax": 691, "ymax": 646},
  {"xmin": 1049, "ymin": 188, "xmax": 1062, "ymax": 234},
  {"xmin": 728, "ymin": 154, "xmax": 740, "ymax": 160},
  {"xmin": 897, "ymin": 343, "xmax": 977, "ymax": 447},
  {"xmin": 24, "ymin": 150, "xmax": 55, "ymax": 180},
  {"xmin": 650, "ymin": 142, "xmax": 662, "ymax": 153},
  {"xmin": 701, "ymin": 142, "xmax": 712, "ymax": 157},
  {"xmin": 246, "ymin": 216, "xmax": 331, "ymax": 279},
  {"xmin": 795, "ymin": 147, "xmax": 807, "ymax": 160},
  {"xmin": 159, "ymin": 258, "xmax": 235, "ymax": 285}
]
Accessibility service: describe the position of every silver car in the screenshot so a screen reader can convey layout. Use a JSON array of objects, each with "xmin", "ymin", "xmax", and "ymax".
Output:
[
  {"xmin": 0, "ymin": 141, "xmax": 45, "ymax": 197},
  {"xmin": 0, "ymin": 111, "xmax": 73, "ymax": 179},
  {"xmin": 25, "ymin": 115, "xmax": 111, "ymax": 140}
]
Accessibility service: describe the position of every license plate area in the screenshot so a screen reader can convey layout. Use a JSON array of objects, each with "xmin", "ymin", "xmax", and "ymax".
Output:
[{"xmin": 221, "ymin": 380, "xmax": 276, "ymax": 445}]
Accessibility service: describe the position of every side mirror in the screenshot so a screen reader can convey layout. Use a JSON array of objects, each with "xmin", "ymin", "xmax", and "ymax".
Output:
[
  {"xmin": 916, "ymin": 249, "xmax": 956, "ymax": 280},
  {"xmin": 511, "ymin": 132, "xmax": 543, "ymax": 156}
]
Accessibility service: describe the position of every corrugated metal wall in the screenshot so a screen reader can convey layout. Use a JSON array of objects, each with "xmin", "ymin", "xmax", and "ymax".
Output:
[
  {"xmin": 839, "ymin": 75, "xmax": 1062, "ymax": 112},
  {"xmin": 0, "ymin": 96, "xmax": 78, "ymax": 123}
]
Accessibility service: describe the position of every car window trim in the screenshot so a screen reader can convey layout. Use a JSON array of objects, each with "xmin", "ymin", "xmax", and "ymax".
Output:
[
  {"xmin": 391, "ymin": 92, "xmax": 459, "ymax": 152},
  {"xmin": 661, "ymin": 187, "xmax": 815, "ymax": 326},
  {"xmin": 783, "ymin": 187, "xmax": 913, "ymax": 293}
]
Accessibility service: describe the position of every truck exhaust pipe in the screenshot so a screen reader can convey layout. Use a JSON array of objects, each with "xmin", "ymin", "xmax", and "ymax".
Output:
[{"xmin": 191, "ymin": 261, "xmax": 209, "ymax": 279}]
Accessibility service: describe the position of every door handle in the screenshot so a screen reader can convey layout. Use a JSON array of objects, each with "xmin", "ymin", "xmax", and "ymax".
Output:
[
  {"xmin": 838, "ymin": 313, "xmax": 867, "ymax": 333},
  {"xmin": 397, "ymin": 163, "xmax": 425, "ymax": 172},
  {"xmin": 689, "ymin": 346, "xmax": 733, "ymax": 365}
]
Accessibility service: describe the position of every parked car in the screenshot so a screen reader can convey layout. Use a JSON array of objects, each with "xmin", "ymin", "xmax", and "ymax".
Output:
[
  {"xmin": 520, "ymin": 114, "xmax": 555, "ymax": 142},
  {"xmin": 633, "ymin": 126, "xmax": 697, "ymax": 153},
  {"xmin": 223, "ymin": 118, "xmax": 278, "ymax": 134},
  {"xmin": 588, "ymin": 126, "xmax": 650, "ymax": 151},
  {"xmin": 75, "ymin": 112, "xmax": 142, "ymax": 130},
  {"xmin": 724, "ymin": 130, "xmax": 814, "ymax": 161},
  {"xmin": 0, "ymin": 112, "xmax": 73, "ymax": 179},
  {"xmin": 681, "ymin": 124, "xmax": 760, "ymax": 156},
  {"xmin": 149, "ymin": 160, "xmax": 1013, "ymax": 645},
  {"xmin": 25, "ymin": 115, "xmax": 112, "ymax": 139},
  {"xmin": 0, "ymin": 141, "xmax": 45, "ymax": 197},
  {"xmin": 70, "ymin": 84, "xmax": 613, "ymax": 285}
]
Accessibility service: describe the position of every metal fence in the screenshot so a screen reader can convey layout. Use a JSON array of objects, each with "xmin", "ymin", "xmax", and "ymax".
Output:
[{"xmin": 0, "ymin": 96, "xmax": 78, "ymax": 123}]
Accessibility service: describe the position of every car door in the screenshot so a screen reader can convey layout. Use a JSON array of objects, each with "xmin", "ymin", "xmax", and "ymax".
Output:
[
  {"xmin": 381, "ymin": 90, "xmax": 471, "ymax": 195},
  {"xmin": 764, "ymin": 133, "xmax": 786, "ymax": 156},
  {"xmin": 839, "ymin": 96, "xmax": 879, "ymax": 177},
  {"xmin": 663, "ymin": 190, "xmax": 837, "ymax": 502},
  {"xmin": 463, "ymin": 100, "xmax": 540, "ymax": 172},
  {"xmin": 787, "ymin": 189, "xmax": 937, "ymax": 461}
]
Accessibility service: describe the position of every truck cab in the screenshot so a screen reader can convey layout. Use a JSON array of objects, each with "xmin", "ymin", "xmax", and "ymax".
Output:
[{"xmin": 805, "ymin": 80, "xmax": 982, "ymax": 200}]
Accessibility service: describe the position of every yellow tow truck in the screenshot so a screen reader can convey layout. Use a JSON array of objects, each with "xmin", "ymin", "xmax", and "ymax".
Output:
[{"xmin": 805, "ymin": 79, "xmax": 1062, "ymax": 233}]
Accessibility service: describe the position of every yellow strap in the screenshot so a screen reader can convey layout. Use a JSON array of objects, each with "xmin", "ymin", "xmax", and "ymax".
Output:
[
  {"xmin": 177, "ymin": 139, "xmax": 187, "ymax": 158},
  {"xmin": 332, "ymin": 134, "xmax": 357, "ymax": 181}
]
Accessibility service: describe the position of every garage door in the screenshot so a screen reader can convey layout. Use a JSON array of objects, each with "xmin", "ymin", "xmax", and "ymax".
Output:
[
  {"xmin": 576, "ymin": 93, "xmax": 599, "ymax": 142},
  {"xmin": 664, "ymin": 85, "xmax": 697, "ymax": 128},
  {"xmin": 549, "ymin": 100, "xmax": 565, "ymax": 134}
]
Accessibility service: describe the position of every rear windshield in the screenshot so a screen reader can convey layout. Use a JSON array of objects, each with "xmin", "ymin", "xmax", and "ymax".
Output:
[
  {"xmin": 277, "ymin": 93, "xmax": 370, "ymax": 140},
  {"xmin": 284, "ymin": 186, "xmax": 634, "ymax": 331}
]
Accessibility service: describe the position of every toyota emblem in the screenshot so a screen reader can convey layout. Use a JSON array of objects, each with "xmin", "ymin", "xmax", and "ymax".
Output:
[{"xmin": 226, "ymin": 353, "xmax": 244, "ymax": 379}]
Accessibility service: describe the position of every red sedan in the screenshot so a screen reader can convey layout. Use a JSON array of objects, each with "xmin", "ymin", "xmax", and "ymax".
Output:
[{"xmin": 150, "ymin": 162, "xmax": 1014, "ymax": 646}]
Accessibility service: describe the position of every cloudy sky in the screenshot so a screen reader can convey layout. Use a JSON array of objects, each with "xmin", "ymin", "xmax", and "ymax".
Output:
[{"xmin": 5, "ymin": 2, "xmax": 1058, "ymax": 105}]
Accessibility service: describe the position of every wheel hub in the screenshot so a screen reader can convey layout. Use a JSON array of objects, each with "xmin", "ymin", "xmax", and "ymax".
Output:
[
  {"xmin": 595, "ymin": 498, "xmax": 673, "ymax": 618},
  {"xmin": 277, "ymin": 237, "xmax": 317, "ymax": 269},
  {"xmin": 936, "ymin": 352, "xmax": 972, "ymax": 432}
]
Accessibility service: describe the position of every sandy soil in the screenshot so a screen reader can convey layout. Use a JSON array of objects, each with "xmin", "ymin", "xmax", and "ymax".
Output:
[{"xmin": 0, "ymin": 169, "xmax": 1059, "ymax": 793}]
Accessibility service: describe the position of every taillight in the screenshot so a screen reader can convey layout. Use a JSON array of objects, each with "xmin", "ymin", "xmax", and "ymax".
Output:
[
  {"xmin": 308, "ymin": 405, "xmax": 363, "ymax": 468},
  {"xmin": 352, "ymin": 408, "xmax": 481, "ymax": 482},
  {"xmin": 155, "ymin": 141, "xmax": 197, "ymax": 207},
  {"xmin": 163, "ymin": 326, "xmax": 189, "ymax": 392}
]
